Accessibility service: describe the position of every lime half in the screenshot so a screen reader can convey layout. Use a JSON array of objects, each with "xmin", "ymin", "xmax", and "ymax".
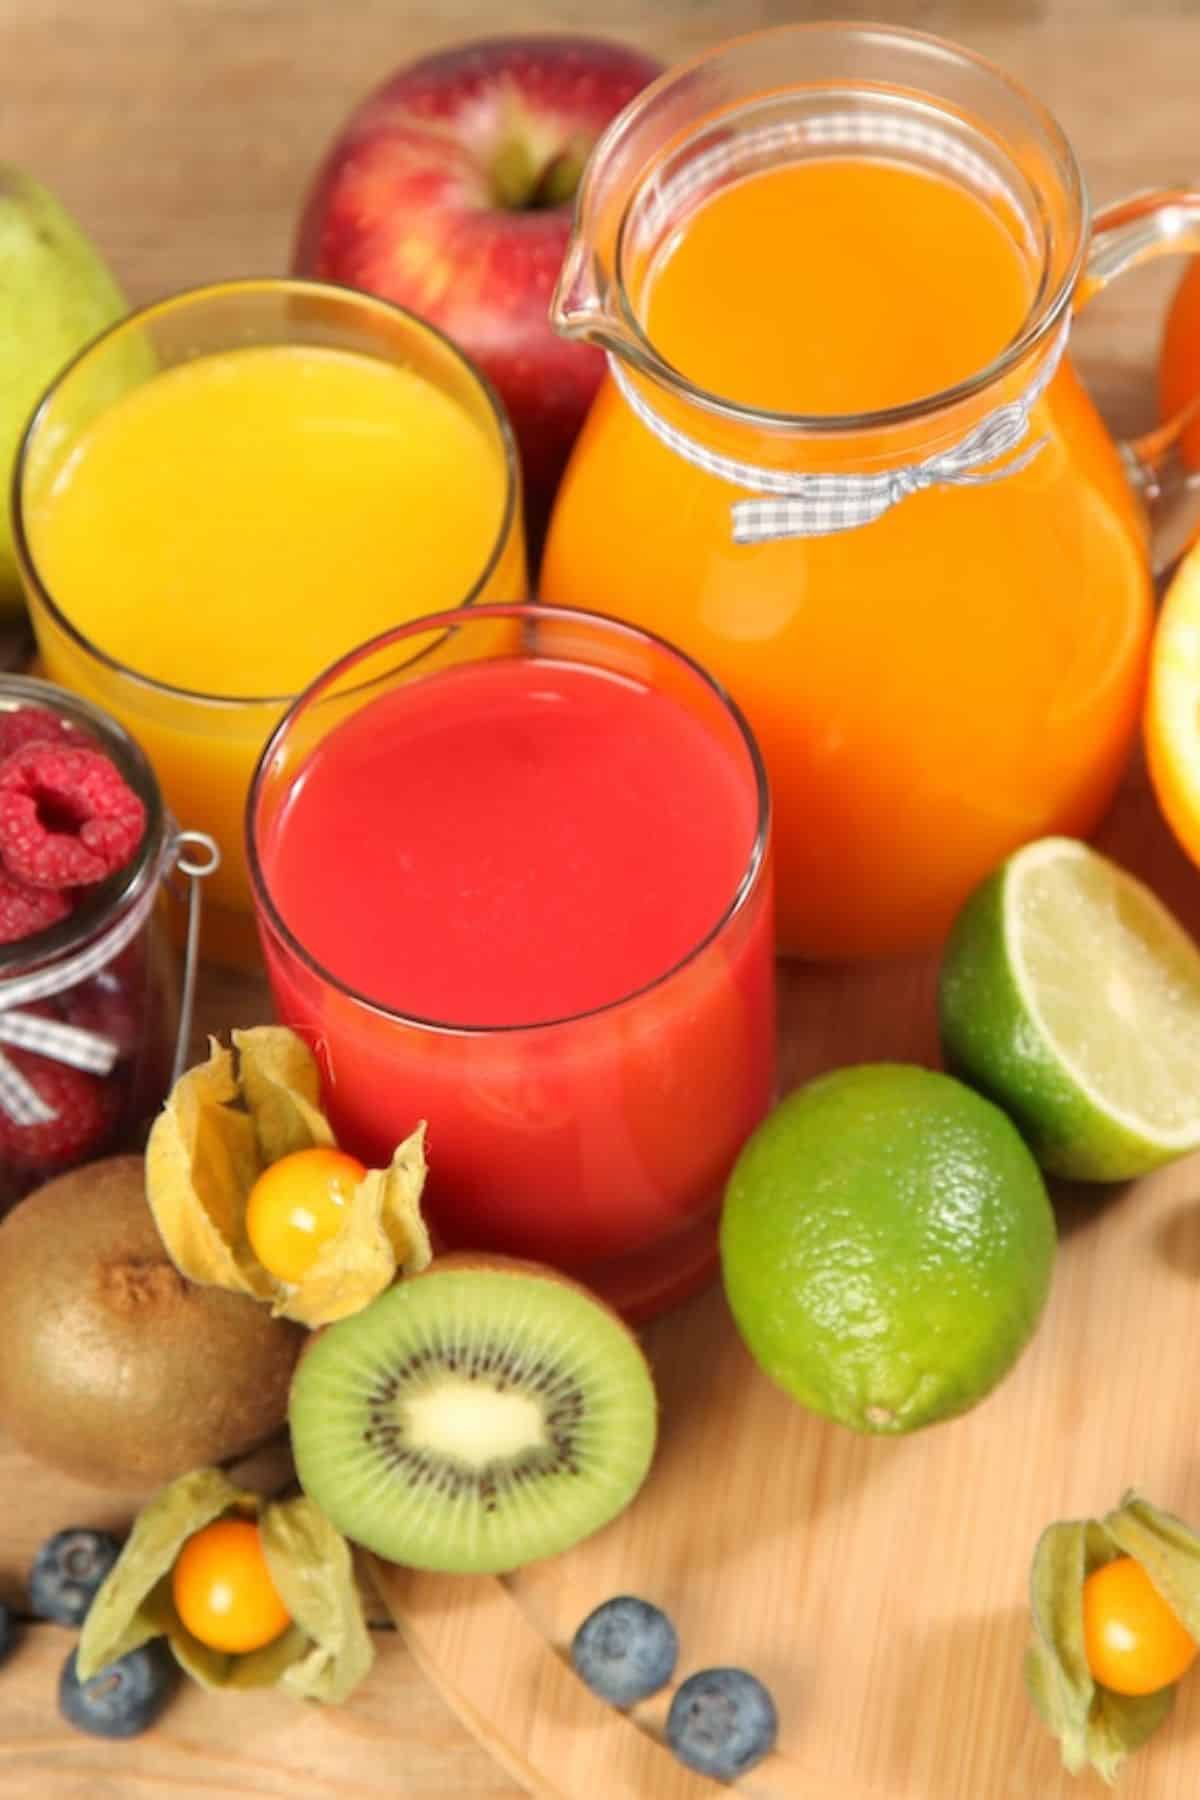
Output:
[{"xmin": 939, "ymin": 837, "xmax": 1200, "ymax": 1181}]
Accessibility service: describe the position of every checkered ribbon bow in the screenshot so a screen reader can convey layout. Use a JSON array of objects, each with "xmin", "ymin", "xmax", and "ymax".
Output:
[
  {"xmin": 607, "ymin": 321, "xmax": 1069, "ymax": 544},
  {"xmin": 0, "ymin": 849, "xmax": 166, "ymax": 1127}
]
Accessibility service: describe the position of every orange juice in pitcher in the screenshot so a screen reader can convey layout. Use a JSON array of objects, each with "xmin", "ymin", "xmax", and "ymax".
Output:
[{"xmin": 544, "ymin": 25, "xmax": 1200, "ymax": 958}]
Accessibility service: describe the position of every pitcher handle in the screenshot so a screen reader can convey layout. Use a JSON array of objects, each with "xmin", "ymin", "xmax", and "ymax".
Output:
[{"xmin": 1079, "ymin": 190, "xmax": 1200, "ymax": 574}]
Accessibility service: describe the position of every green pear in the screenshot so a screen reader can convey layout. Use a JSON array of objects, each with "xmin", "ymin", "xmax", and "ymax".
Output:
[{"xmin": 0, "ymin": 167, "xmax": 127, "ymax": 613}]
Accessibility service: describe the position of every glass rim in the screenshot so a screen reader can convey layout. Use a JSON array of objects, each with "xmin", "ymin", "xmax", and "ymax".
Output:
[
  {"xmin": 0, "ymin": 673, "xmax": 170, "ymax": 973},
  {"xmin": 607, "ymin": 19, "xmax": 1088, "ymax": 435},
  {"xmin": 246, "ymin": 600, "xmax": 773, "ymax": 1037},
  {"xmin": 10, "ymin": 276, "xmax": 522, "ymax": 710}
]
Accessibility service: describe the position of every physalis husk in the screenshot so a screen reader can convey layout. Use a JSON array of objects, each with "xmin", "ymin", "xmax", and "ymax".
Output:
[
  {"xmin": 77, "ymin": 1468, "xmax": 373, "ymax": 1703},
  {"xmin": 1026, "ymin": 1489, "xmax": 1200, "ymax": 1783},
  {"xmin": 145, "ymin": 1026, "xmax": 431, "ymax": 1326}
]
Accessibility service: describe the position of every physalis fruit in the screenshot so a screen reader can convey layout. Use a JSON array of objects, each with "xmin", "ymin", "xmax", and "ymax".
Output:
[
  {"xmin": 1082, "ymin": 1554, "xmax": 1197, "ymax": 1698},
  {"xmin": 145, "ymin": 1027, "xmax": 430, "ymax": 1327},
  {"xmin": 1026, "ymin": 1490, "xmax": 1200, "ymax": 1782},
  {"xmin": 172, "ymin": 1517, "xmax": 293, "ymax": 1655},
  {"xmin": 78, "ymin": 1468, "xmax": 371, "ymax": 1702},
  {"xmin": 245, "ymin": 1147, "xmax": 367, "ymax": 1284}
]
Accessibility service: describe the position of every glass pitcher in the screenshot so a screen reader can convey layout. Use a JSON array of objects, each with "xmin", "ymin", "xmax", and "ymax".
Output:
[{"xmin": 543, "ymin": 22, "xmax": 1200, "ymax": 959}]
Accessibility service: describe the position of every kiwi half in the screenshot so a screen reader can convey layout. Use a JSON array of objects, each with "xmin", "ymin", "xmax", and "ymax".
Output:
[{"xmin": 288, "ymin": 1256, "xmax": 658, "ymax": 1575}]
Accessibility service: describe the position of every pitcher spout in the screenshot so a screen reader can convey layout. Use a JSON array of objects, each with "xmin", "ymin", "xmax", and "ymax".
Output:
[{"xmin": 551, "ymin": 238, "xmax": 639, "ymax": 363}]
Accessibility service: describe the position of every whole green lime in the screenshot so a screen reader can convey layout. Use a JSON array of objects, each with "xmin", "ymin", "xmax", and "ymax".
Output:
[{"xmin": 719, "ymin": 1063, "xmax": 1055, "ymax": 1435}]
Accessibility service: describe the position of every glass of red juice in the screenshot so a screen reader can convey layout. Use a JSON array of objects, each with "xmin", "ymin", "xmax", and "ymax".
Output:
[{"xmin": 246, "ymin": 603, "xmax": 774, "ymax": 1320}]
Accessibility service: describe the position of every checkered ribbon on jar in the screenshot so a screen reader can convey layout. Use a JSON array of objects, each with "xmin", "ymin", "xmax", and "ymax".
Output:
[
  {"xmin": 0, "ymin": 838, "xmax": 170, "ymax": 1126},
  {"xmin": 618, "ymin": 108, "xmax": 1067, "ymax": 540},
  {"xmin": 607, "ymin": 318, "xmax": 1069, "ymax": 544}
]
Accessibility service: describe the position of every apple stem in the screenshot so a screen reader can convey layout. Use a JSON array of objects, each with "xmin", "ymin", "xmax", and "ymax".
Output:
[
  {"xmin": 490, "ymin": 141, "xmax": 587, "ymax": 213},
  {"xmin": 531, "ymin": 149, "xmax": 586, "ymax": 210},
  {"xmin": 490, "ymin": 140, "xmax": 540, "ymax": 211}
]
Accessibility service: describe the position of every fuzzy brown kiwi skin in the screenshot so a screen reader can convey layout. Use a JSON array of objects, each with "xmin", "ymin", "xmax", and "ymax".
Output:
[{"xmin": 0, "ymin": 1155, "xmax": 304, "ymax": 1490}]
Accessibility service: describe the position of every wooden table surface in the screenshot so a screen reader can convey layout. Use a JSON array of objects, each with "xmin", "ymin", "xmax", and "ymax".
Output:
[{"xmin": 2, "ymin": 0, "xmax": 1199, "ymax": 1793}]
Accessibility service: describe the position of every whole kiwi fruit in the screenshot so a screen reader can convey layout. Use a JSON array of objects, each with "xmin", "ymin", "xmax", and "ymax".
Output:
[{"xmin": 0, "ymin": 1155, "xmax": 303, "ymax": 1489}]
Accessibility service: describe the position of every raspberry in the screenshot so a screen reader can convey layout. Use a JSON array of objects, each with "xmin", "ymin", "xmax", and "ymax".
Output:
[
  {"xmin": 0, "ymin": 1051, "xmax": 115, "ymax": 1172},
  {"xmin": 0, "ymin": 746, "xmax": 145, "ymax": 890},
  {"xmin": 0, "ymin": 707, "xmax": 89, "ymax": 761},
  {"xmin": 0, "ymin": 870, "xmax": 70, "ymax": 945}
]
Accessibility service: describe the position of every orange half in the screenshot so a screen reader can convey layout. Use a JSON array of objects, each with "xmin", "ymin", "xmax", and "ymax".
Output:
[{"xmin": 1146, "ymin": 547, "xmax": 1200, "ymax": 865}]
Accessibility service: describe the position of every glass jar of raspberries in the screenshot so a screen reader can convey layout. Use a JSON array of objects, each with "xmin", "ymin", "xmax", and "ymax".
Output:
[{"xmin": 0, "ymin": 676, "xmax": 216, "ymax": 1216}]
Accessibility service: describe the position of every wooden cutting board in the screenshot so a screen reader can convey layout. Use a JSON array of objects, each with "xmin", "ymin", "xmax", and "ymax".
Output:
[{"xmin": 372, "ymin": 752, "xmax": 1200, "ymax": 1800}]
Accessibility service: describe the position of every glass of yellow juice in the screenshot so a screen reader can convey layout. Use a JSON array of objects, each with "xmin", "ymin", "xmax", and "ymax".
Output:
[{"xmin": 12, "ymin": 279, "xmax": 526, "ymax": 966}]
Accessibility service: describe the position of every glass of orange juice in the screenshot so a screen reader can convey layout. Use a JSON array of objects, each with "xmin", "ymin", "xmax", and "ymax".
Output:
[
  {"xmin": 12, "ymin": 280, "xmax": 526, "ymax": 965},
  {"xmin": 544, "ymin": 24, "xmax": 1200, "ymax": 960}
]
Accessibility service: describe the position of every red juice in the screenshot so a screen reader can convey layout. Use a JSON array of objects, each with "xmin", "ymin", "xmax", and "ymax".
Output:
[{"xmin": 253, "ymin": 633, "xmax": 775, "ymax": 1319}]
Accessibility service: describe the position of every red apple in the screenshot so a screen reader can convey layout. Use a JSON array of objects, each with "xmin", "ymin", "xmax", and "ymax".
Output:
[{"xmin": 292, "ymin": 36, "xmax": 663, "ymax": 544}]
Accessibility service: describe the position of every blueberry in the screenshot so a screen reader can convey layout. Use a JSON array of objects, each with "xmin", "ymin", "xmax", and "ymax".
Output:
[
  {"xmin": 0, "ymin": 1601, "xmax": 12, "ymax": 1665},
  {"xmin": 29, "ymin": 1528, "xmax": 121, "ymax": 1626},
  {"xmin": 59, "ymin": 1644, "xmax": 174, "ymax": 1739},
  {"xmin": 666, "ymin": 1666, "xmax": 778, "ymax": 1780},
  {"xmin": 570, "ymin": 1595, "xmax": 679, "ymax": 1706}
]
